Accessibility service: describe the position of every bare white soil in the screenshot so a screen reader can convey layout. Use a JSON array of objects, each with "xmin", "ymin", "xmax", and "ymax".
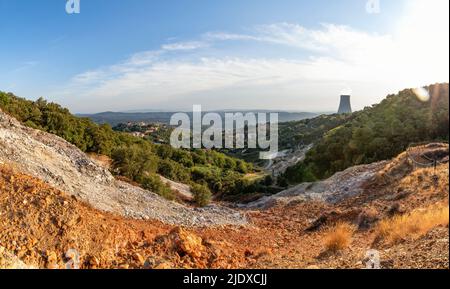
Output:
[{"xmin": 0, "ymin": 110, "xmax": 246, "ymax": 227}]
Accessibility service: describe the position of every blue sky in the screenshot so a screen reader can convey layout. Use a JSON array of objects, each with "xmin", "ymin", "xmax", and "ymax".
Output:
[{"xmin": 0, "ymin": 0, "xmax": 448, "ymax": 113}]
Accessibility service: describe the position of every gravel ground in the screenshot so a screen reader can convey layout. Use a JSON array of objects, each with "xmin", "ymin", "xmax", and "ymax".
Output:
[
  {"xmin": 245, "ymin": 161, "xmax": 387, "ymax": 209},
  {"xmin": 0, "ymin": 247, "xmax": 35, "ymax": 269},
  {"xmin": 0, "ymin": 110, "xmax": 247, "ymax": 227}
]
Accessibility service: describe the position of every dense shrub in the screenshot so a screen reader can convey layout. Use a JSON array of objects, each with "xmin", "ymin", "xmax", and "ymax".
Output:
[
  {"xmin": 191, "ymin": 184, "xmax": 212, "ymax": 207},
  {"xmin": 112, "ymin": 144, "xmax": 158, "ymax": 180},
  {"xmin": 140, "ymin": 174, "xmax": 175, "ymax": 201}
]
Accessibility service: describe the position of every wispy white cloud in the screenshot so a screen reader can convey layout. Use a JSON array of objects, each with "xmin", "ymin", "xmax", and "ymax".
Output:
[
  {"xmin": 13, "ymin": 61, "xmax": 39, "ymax": 73},
  {"xmin": 59, "ymin": 0, "xmax": 449, "ymax": 113},
  {"xmin": 162, "ymin": 41, "xmax": 209, "ymax": 51}
]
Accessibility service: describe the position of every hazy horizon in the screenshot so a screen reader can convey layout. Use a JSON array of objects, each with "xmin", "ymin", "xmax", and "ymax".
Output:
[{"xmin": 79, "ymin": 107, "xmax": 333, "ymax": 115}]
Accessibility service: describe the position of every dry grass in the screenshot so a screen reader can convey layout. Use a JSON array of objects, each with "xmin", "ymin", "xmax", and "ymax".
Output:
[
  {"xmin": 376, "ymin": 203, "xmax": 449, "ymax": 244},
  {"xmin": 324, "ymin": 223, "xmax": 355, "ymax": 252},
  {"xmin": 414, "ymin": 166, "xmax": 447, "ymax": 190}
]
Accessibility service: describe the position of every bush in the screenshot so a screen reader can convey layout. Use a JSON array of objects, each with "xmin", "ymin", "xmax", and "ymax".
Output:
[
  {"xmin": 262, "ymin": 175, "xmax": 273, "ymax": 186},
  {"xmin": 171, "ymin": 150, "xmax": 194, "ymax": 167},
  {"xmin": 191, "ymin": 184, "xmax": 212, "ymax": 207},
  {"xmin": 111, "ymin": 144, "xmax": 158, "ymax": 180},
  {"xmin": 324, "ymin": 223, "xmax": 355, "ymax": 252},
  {"xmin": 192, "ymin": 150, "xmax": 207, "ymax": 165},
  {"xmin": 140, "ymin": 174, "xmax": 175, "ymax": 201},
  {"xmin": 236, "ymin": 160, "xmax": 248, "ymax": 174},
  {"xmin": 157, "ymin": 159, "xmax": 191, "ymax": 183},
  {"xmin": 277, "ymin": 176, "xmax": 288, "ymax": 188}
]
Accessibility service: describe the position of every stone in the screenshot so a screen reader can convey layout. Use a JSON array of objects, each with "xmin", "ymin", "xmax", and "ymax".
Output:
[
  {"xmin": 170, "ymin": 227, "xmax": 205, "ymax": 259},
  {"xmin": 46, "ymin": 251, "xmax": 57, "ymax": 263},
  {"xmin": 46, "ymin": 251, "xmax": 58, "ymax": 269},
  {"xmin": 89, "ymin": 256, "xmax": 100, "ymax": 268},
  {"xmin": 133, "ymin": 252, "xmax": 145, "ymax": 266}
]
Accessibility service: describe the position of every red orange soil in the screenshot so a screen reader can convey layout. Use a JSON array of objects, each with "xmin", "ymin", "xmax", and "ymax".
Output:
[{"xmin": 0, "ymin": 162, "xmax": 448, "ymax": 269}]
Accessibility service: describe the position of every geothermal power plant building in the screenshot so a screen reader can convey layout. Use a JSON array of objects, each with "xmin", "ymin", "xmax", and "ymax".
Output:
[{"xmin": 338, "ymin": 95, "xmax": 352, "ymax": 114}]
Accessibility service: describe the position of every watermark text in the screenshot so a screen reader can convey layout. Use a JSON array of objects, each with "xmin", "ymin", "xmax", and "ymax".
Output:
[
  {"xmin": 66, "ymin": 0, "xmax": 80, "ymax": 14},
  {"xmin": 170, "ymin": 106, "xmax": 279, "ymax": 160}
]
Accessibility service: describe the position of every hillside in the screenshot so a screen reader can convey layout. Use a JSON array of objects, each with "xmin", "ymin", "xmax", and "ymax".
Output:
[
  {"xmin": 227, "ymin": 84, "xmax": 449, "ymax": 186},
  {"xmin": 0, "ymin": 144, "xmax": 448, "ymax": 269},
  {"xmin": 0, "ymin": 85, "xmax": 449, "ymax": 269},
  {"xmin": 283, "ymin": 83, "xmax": 449, "ymax": 184},
  {"xmin": 79, "ymin": 111, "xmax": 320, "ymax": 127},
  {"xmin": 0, "ymin": 109, "xmax": 246, "ymax": 227},
  {"xmin": 0, "ymin": 92, "xmax": 271, "ymax": 203},
  {"xmin": 218, "ymin": 113, "xmax": 351, "ymax": 169}
]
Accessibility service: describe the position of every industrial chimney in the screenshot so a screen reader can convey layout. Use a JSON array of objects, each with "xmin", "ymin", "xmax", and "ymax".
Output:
[{"xmin": 338, "ymin": 95, "xmax": 352, "ymax": 114}]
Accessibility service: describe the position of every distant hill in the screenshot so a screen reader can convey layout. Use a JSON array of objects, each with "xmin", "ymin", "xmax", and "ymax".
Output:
[{"xmin": 78, "ymin": 110, "xmax": 322, "ymax": 126}]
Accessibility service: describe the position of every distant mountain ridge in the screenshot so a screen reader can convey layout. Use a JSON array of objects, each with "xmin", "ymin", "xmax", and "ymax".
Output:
[{"xmin": 77, "ymin": 110, "xmax": 323, "ymax": 126}]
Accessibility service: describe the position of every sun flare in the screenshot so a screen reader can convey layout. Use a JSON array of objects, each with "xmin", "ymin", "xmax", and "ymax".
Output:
[{"xmin": 394, "ymin": 0, "xmax": 450, "ymax": 85}]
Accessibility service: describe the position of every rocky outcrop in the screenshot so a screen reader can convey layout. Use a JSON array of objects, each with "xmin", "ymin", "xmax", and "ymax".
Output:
[
  {"xmin": 0, "ymin": 109, "xmax": 246, "ymax": 227},
  {"xmin": 245, "ymin": 161, "xmax": 387, "ymax": 209},
  {"xmin": 246, "ymin": 143, "xmax": 449, "ymax": 210}
]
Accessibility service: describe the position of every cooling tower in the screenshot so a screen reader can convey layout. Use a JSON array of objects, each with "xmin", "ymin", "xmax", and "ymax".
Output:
[{"xmin": 338, "ymin": 95, "xmax": 352, "ymax": 114}]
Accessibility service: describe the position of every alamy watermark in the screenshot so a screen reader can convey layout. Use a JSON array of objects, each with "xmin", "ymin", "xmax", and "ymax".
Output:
[
  {"xmin": 65, "ymin": 249, "xmax": 80, "ymax": 269},
  {"xmin": 366, "ymin": 0, "xmax": 381, "ymax": 14},
  {"xmin": 66, "ymin": 0, "xmax": 379, "ymax": 15},
  {"xmin": 170, "ymin": 105, "xmax": 279, "ymax": 160},
  {"xmin": 66, "ymin": 0, "xmax": 80, "ymax": 14},
  {"xmin": 365, "ymin": 249, "xmax": 381, "ymax": 269}
]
